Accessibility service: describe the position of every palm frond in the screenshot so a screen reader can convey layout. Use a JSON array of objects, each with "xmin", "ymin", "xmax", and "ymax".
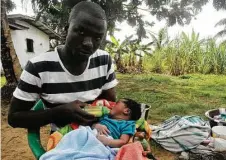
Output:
[
  {"xmin": 110, "ymin": 36, "xmax": 119, "ymax": 46},
  {"xmin": 215, "ymin": 29, "xmax": 226, "ymax": 38},
  {"xmin": 149, "ymin": 33, "xmax": 158, "ymax": 44},
  {"xmin": 215, "ymin": 18, "xmax": 226, "ymax": 27}
]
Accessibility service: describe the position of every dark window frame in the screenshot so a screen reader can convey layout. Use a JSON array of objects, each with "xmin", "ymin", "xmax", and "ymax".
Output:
[{"xmin": 26, "ymin": 38, "xmax": 34, "ymax": 52}]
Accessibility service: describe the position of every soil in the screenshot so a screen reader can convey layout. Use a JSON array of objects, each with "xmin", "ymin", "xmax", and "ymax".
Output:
[{"xmin": 1, "ymin": 102, "xmax": 49, "ymax": 160}]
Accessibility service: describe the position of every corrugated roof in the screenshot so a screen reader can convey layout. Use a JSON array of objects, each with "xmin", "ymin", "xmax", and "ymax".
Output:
[{"xmin": 8, "ymin": 14, "xmax": 61, "ymax": 40}]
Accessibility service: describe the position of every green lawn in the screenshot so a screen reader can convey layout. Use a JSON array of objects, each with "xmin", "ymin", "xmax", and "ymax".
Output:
[
  {"xmin": 1, "ymin": 76, "xmax": 6, "ymax": 87},
  {"xmin": 116, "ymin": 73, "xmax": 226, "ymax": 124},
  {"xmin": 116, "ymin": 73, "xmax": 226, "ymax": 159}
]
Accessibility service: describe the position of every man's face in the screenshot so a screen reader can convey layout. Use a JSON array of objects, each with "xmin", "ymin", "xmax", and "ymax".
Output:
[{"xmin": 65, "ymin": 11, "xmax": 107, "ymax": 61}]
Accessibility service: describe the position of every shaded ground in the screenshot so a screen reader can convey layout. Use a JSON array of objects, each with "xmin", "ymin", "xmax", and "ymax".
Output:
[
  {"xmin": 1, "ymin": 103, "xmax": 49, "ymax": 160},
  {"xmin": 1, "ymin": 76, "xmax": 17, "ymax": 102},
  {"xmin": 1, "ymin": 73, "xmax": 226, "ymax": 160}
]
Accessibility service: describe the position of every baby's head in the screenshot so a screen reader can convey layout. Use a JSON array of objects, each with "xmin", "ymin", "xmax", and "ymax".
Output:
[{"xmin": 110, "ymin": 98, "xmax": 141, "ymax": 121}]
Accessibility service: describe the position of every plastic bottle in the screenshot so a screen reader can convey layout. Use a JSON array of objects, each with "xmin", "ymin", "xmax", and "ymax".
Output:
[{"xmin": 83, "ymin": 106, "xmax": 110, "ymax": 117}]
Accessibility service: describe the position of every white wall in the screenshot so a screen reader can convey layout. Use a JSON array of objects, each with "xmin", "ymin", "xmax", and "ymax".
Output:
[{"xmin": 10, "ymin": 20, "xmax": 50, "ymax": 68}]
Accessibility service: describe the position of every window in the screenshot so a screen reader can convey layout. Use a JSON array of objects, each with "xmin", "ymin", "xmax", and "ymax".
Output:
[{"xmin": 26, "ymin": 38, "xmax": 34, "ymax": 52}]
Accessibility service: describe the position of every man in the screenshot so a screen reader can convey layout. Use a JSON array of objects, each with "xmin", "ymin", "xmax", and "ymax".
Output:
[{"xmin": 8, "ymin": 1, "xmax": 118, "ymax": 130}]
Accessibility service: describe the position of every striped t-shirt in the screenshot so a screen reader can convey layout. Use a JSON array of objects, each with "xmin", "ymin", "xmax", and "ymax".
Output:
[{"xmin": 13, "ymin": 47, "xmax": 118, "ymax": 105}]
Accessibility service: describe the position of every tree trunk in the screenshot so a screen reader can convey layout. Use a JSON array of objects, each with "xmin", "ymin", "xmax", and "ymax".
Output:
[
  {"xmin": 138, "ymin": 56, "xmax": 143, "ymax": 72},
  {"xmin": 1, "ymin": 0, "xmax": 21, "ymax": 84},
  {"xmin": 129, "ymin": 53, "xmax": 132, "ymax": 66}
]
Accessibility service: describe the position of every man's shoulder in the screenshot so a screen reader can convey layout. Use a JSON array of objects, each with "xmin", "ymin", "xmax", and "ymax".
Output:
[{"xmin": 29, "ymin": 50, "xmax": 59, "ymax": 64}]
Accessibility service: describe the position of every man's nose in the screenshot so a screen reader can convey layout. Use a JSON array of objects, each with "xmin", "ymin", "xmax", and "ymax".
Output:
[{"xmin": 82, "ymin": 37, "xmax": 93, "ymax": 49}]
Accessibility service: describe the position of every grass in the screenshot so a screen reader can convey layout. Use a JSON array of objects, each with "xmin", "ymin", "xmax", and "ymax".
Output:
[
  {"xmin": 117, "ymin": 73, "xmax": 226, "ymax": 123},
  {"xmin": 116, "ymin": 73, "xmax": 226, "ymax": 159},
  {"xmin": 1, "ymin": 76, "xmax": 6, "ymax": 87}
]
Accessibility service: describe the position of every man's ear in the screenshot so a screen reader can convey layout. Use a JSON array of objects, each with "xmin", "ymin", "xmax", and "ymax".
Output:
[{"xmin": 62, "ymin": 24, "xmax": 69, "ymax": 42}]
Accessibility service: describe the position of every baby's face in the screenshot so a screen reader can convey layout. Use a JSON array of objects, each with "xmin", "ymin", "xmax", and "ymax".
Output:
[{"xmin": 110, "ymin": 100, "xmax": 127, "ymax": 116}]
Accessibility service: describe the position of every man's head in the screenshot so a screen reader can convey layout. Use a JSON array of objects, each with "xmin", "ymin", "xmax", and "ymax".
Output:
[
  {"xmin": 65, "ymin": 1, "xmax": 107, "ymax": 61},
  {"xmin": 110, "ymin": 99, "xmax": 141, "ymax": 121}
]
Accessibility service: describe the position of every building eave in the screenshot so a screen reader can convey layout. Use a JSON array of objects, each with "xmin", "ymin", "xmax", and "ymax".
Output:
[
  {"xmin": 9, "ymin": 21, "xmax": 29, "ymax": 30},
  {"xmin": 8, "ymin": 14, "xmax": 62, "ymax": 40}
]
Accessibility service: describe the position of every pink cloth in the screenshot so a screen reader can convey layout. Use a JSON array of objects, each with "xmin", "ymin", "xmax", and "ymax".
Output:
[{"xmin": 115, "ymin": 142, "xmax": 147, "ymax": 160}]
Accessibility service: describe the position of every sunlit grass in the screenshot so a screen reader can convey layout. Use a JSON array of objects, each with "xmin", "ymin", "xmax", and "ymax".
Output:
[
  {"xmin": 117, "ymin": 73, "xmax": 226, "ymax": 124},
  {"xmin": 1, "ymin": 76, "xmax": 6, "ymax": 87}
]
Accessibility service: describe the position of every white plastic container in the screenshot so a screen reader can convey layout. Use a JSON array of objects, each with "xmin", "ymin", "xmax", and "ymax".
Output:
[{"xmin": 212, "ymin": 126, "xmax": 226, "ymax": 140}]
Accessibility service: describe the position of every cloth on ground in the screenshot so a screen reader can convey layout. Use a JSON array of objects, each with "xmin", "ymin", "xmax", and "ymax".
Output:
[
  {"xmin": 152, "ymin": 115, "xmax": 211, "ymax": 152},
  {"xmin": 213, "ymin": 137, "xmax": 226, "ymax": 152},
  {"xmin": 41, "ymin": 126, "xmax": 117, "ymax": 160},
  {"xmin": 115, "ymin": 142, "xmax": 147, "ymax": 160},
  {"xmin": 180, "ymin": 139, "xmax": 226, "ymax": 160},
  {"xmin": 190, "ymin": 137, "xmax": 226, "ymax": 153}
]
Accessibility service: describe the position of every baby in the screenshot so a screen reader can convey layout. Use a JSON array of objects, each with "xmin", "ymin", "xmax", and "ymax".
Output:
[
  {"xmin": 46, "ymin": 98, "xmax": 142, "ymax": 150},
  {"xmin": 93, "ymin": 98, "xmax": 141, "ymax": 148}
]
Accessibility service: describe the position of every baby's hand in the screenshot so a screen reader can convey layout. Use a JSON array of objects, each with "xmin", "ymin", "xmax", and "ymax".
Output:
[
  {"xmin": 94, "ymin": 123, "xmax": 110, "ymax": 135},
  {"xmin": 96, "ymin": 134, "xmax": 109, "ymax": 146}
]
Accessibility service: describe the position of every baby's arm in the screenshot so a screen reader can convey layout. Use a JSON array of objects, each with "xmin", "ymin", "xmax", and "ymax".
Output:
[
  {"xmin": 92, "ymin": 123, "xmax": 110, "ymax": 135},
  {"xmin": 97, "ymin": 134, "xmax": 130, "ymax": 148}
]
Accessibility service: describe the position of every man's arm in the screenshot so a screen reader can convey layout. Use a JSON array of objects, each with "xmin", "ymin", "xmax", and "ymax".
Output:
[
  {"xmin": 8, "ymin": 97, "xmax": 97, "ymax": 129},
  {"xmin": 97, "ymin": 134, "xmax": 131, "ymax": 148},
  {"xmin": 98, "ymin": 88, "xmax": 116, "ymax": 102}
]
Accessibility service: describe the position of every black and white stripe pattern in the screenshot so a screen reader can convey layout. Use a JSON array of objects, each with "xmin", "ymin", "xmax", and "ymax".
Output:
[{"xmin": 13, "ymin": 49, "xmax": 118, "ymax": 104}]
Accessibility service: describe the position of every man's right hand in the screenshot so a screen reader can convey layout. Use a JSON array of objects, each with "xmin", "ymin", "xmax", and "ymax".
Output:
[
  {"xmin": 8, "ymin": 97, "xmax": 97, "ymax": 129},
  {"xmin": 59, "ymin": 100, "xmax": 98, "ymax": 126}
]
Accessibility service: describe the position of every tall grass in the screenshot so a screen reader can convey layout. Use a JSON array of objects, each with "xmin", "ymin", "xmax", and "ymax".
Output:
[
  {"xmin": 142, "ymin": 32, "xmax": 226, "ymax": 75},
  {"xmin": 106, "ymin": 30, "xmax": 226, "ymax": 75}
]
